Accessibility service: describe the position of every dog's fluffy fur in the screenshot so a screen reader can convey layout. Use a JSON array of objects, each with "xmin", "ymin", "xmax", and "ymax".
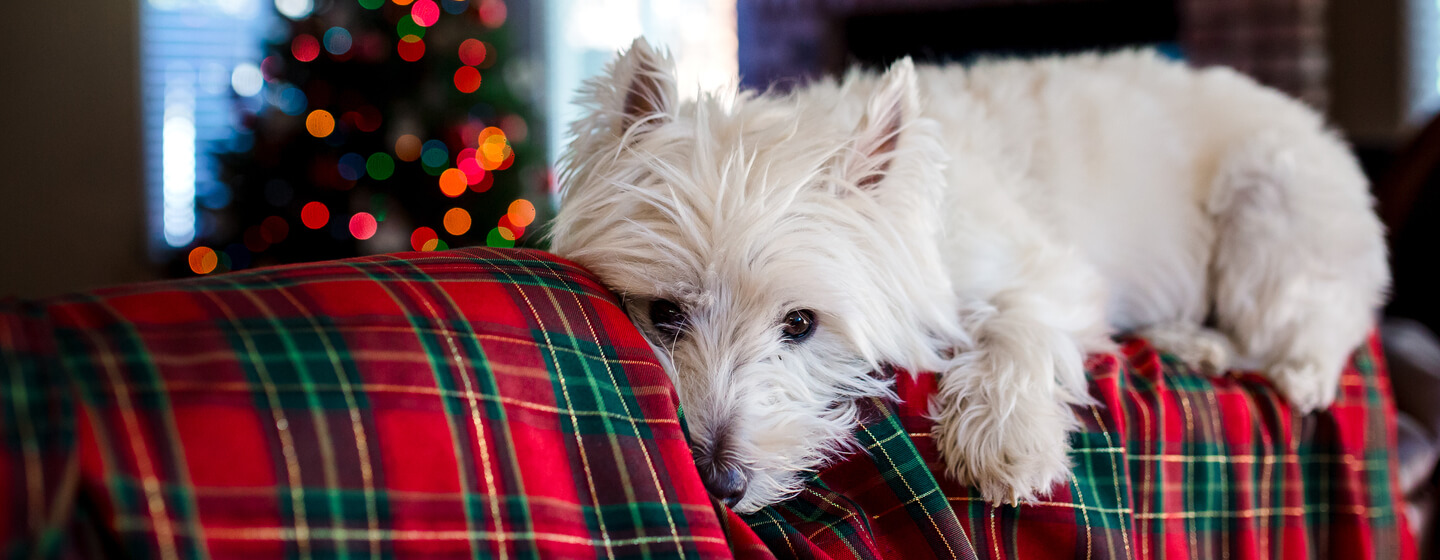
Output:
[{"xmin": 549, "ymin": 39, "xmax": 1390, "ymax": 512}]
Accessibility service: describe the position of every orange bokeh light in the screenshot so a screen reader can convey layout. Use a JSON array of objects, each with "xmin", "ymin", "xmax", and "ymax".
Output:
[
  {"xmin": 507, "ymin": 199, "xmax": 535, "ymax": 227},
  {"xmin": 476, "ymin": 126, "xmax": 511, "ymax": 171},
  {"xmin": 443, "ymin": 207, "xmax": 472, "ymax": 235},
  {"xmin": 439, "ymin": 168, "xmax": 467, "ymax": 197},
  {"xmin": 188, "ymin": 247, "xmax": 218, "ymax": 275},
  {"xmin": 306, "ymin": 110, "xmax": 335, "ymax": 137}
]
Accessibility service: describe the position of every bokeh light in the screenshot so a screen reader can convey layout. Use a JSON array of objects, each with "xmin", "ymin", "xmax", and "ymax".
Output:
[
  {"xmin": 275, "ymin": 0, "xmax": 314, "ymax": 19},
  {"xmin": 357, "ymin": 105, "xmax": 383, "ymax": 132},
  {"xmin": 244, "ymin": 225, "xmax": 270, "ymax": 252},
  {"xmin": 301, "ymin": 201, "xmax": 329, "ymax": 229},
  {"xmin": 395, "ymin": 134, "xmax": 422, "ymax": 161},
  {"xmin": 477, "ymin": 126, "xmax": 511, "ymax": 171},
  {"xmin": 323, "ymin": 27, "xmax": 353, "ymax": 56},
  {"xmin": 454, "ymin": 67, "xmax": 481, "ymax": 93},
  {"xmin": 468, "ymin": 171, "xmax": 494, "ymax": 193},
  {"xmin": 507, "ymin": 198, "xmax": 535, "ymax": 227},
  {"xmin": 260, "ymin": 55, "xmax": 283, "ymax": 82},
  {"xmin": 441, "ymin": 0, "xmax": 467, "ymax": 14},
  {"xmin": 393, "ymin": 0, "xmax": 415, "ymax": 5},
  {"xmin": 349, "ymin": 212, "xmax": 378, "ymax": 240},
  {"xmin": 366, "ymin": 152, "xmax": 395, "ymax": 180},
  {"xmin": 439, "ymin": 168, "xmax": 467, "ymax": 197},
  {"xmin": 458, "ymin": 157, "xmax": 484, "ymax": 185},
  {"xmin": 485, "ymin": 227, "xmax": 514, "ymax": 248},
  {"xmin": 421, "ymin": 139, "xmax": 449, "ymax": 167},
  {"xmin": 370, "ymin": 193, "xmax": 389, "ymax": 221},
  {"xmin": 231, "ymin": 63, "xmax": 263, "ymax": 96},
  {"xmin": 443, "ymin": 207, "xmax": 471, "ymax": 235},
  {"xmin": 189, "ymin": 247, "xmax": 219, "ymax": 274},
  {"xmin": 411, "ymin": 0, "xmax": 440, "ymax": 27},
  {"xmin": 276, "ymin": 86, "xmax": 308, "ymax": 115},
  {"xmin": 292, "ymin": 34, "xmax": 320, "ymax": 62},
  {"xmin": 358, "ymin": 0, "xmax": 383, "ymax": 8},
  {"xmin": 410, "ymin": 226, "xmax": 438, "ymax": 251},
  {"xmin": 499, "ymin": 114, "xmax": 528, "ymax": 142},
  {"xmin": 477, "ymin": 0, "xmax": 506, "ymax": 28},
  {"xmin": 397, "ymin": 36, "xmax": 425, "ymax": 62},
  {"xmin": 261, "ymin": 216, "xmax": 290, "ymax": 243},
  {"xmin": 477, "ymin": 41, "xmax": 498, "ymax": 69},
  {"xmin": 306, "ymin": 110, "xmax": 335, "ymax": 137},
  {"xmin": 458, "ymin": 39, "xmax": 486, "ymax": 66},
  {"xmin": 338, "ymin": 153, "xmax": 367, "ymax": 181},
  {"xmin": 396, "ymin": 16, "xmax": 426, "ymax": 39},
  {"xmin": 498, "ymin": 215, "xmax": 523, "ymax": 239}
]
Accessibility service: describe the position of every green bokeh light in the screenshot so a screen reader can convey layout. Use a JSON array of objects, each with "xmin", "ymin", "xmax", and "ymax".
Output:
[
  {"xmin": 397, "ymin": 17, "xmax": 426, "ymax": 40},
  {"xmin": 366, "ymin": 152, "xmax": 395, "ymax": 180},
  {"xmin": 486, "ymin": 228, "xmax": 514, "ymax": 248}
]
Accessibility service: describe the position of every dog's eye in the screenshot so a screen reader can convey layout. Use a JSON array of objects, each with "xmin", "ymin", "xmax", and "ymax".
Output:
[
  {"xmin": 649, "ymin": 299, "xmax": 686, "ymax": 338},
  {"xmin": 781, "ymin": 309, "xmax": 816, "ymax": 342}
]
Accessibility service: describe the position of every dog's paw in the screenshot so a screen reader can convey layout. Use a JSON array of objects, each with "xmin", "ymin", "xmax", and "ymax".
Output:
[
  {"xmin": 1267, "ymin": 360, "xmax": 1340, "ymax": 413},
  {"xmin": 1139, "ymin": 324, "xmax": 1234, "ymax": 376},
  {"xmin": 931, "ymin": 396, "xmax": 1073, "ymax": 505}
]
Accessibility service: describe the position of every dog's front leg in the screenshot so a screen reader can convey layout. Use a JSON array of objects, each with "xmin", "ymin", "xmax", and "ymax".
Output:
[{"xmin": 929, "ymin": 243, "xmax": 1110, "ymax": 504}]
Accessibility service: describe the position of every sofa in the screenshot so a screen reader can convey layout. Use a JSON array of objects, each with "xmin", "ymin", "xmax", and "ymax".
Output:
[{"xmin": 0, "ymin": 248, "xmax": 1415, "ymax": 559}]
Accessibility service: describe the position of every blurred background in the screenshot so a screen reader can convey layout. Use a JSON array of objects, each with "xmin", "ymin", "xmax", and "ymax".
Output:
[
  {"xmin": 3, "ymin": 0, "xmax": 1440, "ymax": 331},
  {"xmin": 6, "ymin": 0, "xmax": 1440, "ymax": 551},
  {"xmin": 0, "ymin": 0, "xmax": 1434, "ymax": 338},
  {"xmin": 1, "ymin": 0, "xmax": 1436, "ymax": 302}
]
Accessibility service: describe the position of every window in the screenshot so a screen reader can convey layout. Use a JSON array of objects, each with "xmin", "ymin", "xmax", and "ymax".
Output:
[
  {"xmin": 142, "ymin": 0, "xmax": 275, "ymax": 254},
  {"xmin": 543, "ymin": 0, "xmax": 737, "ymax": 166}
]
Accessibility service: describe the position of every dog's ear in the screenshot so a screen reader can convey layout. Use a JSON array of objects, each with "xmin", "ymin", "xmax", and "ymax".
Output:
[
  {"xmin": 848, "ymin": 57, "xmax": 918, "ymax": 190},
  {"xmin": 605, "ymin": 37, "xmax": 676, "ymax": 136}
]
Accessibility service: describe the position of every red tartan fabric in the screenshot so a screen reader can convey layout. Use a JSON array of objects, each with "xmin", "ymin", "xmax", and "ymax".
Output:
[
  {"xmin": 723, "ymin": 336, "xmax": 1417, "ymax": 559},
  {"xmin": 0, "ymin": 249, "xmax": 730, "ymax": 559},
  {"xmin": 0, "ymin": 247, "xmax": 1417, "ymax": 559}
]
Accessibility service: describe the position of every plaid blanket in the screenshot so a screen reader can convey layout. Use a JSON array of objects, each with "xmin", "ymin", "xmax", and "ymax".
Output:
[
  {"xmin": 0, "ymin": 248, "xmax": 1416, "ymax": 559},
  {"xmin": 1, "ymin": 248, "xmax": 729, "ymax": 559},
  {"xmin": 728, "ymin": 337, "xmax": 1416, "ymax": 559}
]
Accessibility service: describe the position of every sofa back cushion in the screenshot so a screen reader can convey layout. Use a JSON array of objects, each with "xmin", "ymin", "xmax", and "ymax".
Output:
[{"xmin": 0, "ymin": 248, "xmax": 729, "ymax": 559}]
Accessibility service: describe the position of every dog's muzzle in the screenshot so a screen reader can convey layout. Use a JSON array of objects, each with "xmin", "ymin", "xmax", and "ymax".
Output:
[{"xmin": 693, "ymin": 433, "xmax": 749, "ymax": 508}]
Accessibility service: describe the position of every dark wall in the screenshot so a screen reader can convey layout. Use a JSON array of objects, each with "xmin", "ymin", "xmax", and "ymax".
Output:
[{"xmin": 0, "ymin": 0, "xmax": 153, "ymax": 298}]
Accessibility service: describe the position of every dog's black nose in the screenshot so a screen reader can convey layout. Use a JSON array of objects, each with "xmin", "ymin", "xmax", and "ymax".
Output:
[
  {"xmin": 694, "ymin": 433, "xmax": 749, "ymax": 508},
  {"xmin": 699, "ymin": 461, "xmax": 747, "ymax": 508}
]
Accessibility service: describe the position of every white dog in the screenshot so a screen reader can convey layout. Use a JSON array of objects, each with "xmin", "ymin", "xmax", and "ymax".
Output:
[{"xmin": 548, "ymin": 38, "xmax": 1390, "ymax": 513}]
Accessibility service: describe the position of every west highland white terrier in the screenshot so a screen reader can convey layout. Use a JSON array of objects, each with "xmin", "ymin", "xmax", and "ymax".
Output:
[{"xmin": 548, "ymin": 38, "xmax": 1390, "ymax": 512}]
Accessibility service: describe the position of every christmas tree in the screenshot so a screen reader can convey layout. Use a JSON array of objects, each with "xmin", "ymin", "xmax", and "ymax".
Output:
[{"xmin": 178, "ymin": 0, "xmax": 544, "ymax": 276}]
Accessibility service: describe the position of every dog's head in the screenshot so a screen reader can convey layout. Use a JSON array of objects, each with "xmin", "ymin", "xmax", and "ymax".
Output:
[{"xmin": 549, "ymin": 39, "xmax": 960, "ymax": 512}]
